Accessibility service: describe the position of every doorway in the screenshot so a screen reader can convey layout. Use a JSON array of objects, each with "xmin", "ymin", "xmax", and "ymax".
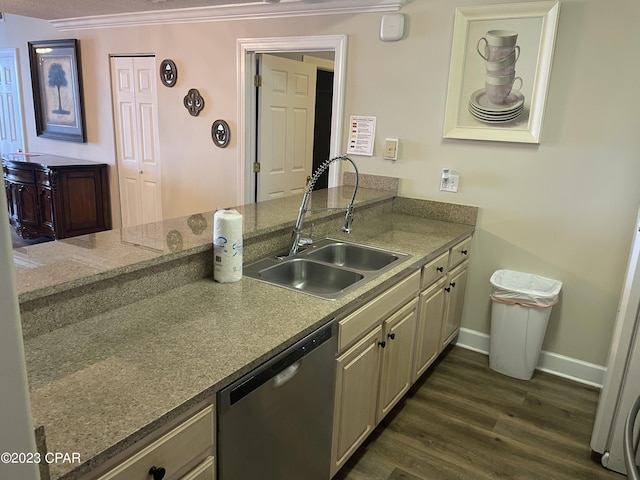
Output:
[{"xmin": 238, "ymin": 35, "xmax": 348, "ymax": 205}]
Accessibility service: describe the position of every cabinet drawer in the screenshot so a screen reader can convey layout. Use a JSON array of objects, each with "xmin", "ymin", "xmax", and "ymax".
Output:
[
  {"xmin": 449, "ymin": 236, "xmax": 472, "ymax": 269},
  {"xmin": 4, "ymin": 167, "xmax": 33, "ymax": 184},
  {"xmin": 34, "ymin": 169, "xmax": 51, "ymax": 186},
  {"xmin": 98, "ymin": 405, "xmax": 214, "ymax": 480},
  {"xmin": 420, "ymin": 251, "xmax": 449, "ymax": 290},
  {"xmin": 338, "ymin": 270, "xmax": 420, "ymax": 352},
  {"xmin": 181, "ymin": 456, "xmax": 215, "ymax": 480}
]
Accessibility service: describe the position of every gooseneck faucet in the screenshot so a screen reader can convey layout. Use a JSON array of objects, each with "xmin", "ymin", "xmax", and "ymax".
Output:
[{"xmin": 288, "ymin": 154, "xmax": 359, "ymax": 257}]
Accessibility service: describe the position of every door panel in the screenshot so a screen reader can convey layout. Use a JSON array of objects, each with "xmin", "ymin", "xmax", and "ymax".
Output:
[
  {"xmin": 0, "ymin": 49, "xmax": 25, "ymax": 156},
  {"xmin": 257, "ymin": 54, "xmax": 317, "ymax": 201},
  {"xmin": 111, "ymin": 56, "xmax": 162, "ymax": 229}
]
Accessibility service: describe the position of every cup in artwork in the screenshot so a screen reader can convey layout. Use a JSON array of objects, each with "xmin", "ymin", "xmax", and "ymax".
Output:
[{"xmin": 485, "ymin": 76, "xmax": 523, "ymax": 104}]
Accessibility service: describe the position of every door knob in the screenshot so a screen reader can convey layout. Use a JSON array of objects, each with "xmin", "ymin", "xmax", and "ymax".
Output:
[{"xmin": 148, "ymin": 466, "xmax": 166, "ymax": 480}]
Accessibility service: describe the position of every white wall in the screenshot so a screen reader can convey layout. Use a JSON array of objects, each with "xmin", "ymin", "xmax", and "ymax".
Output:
[{"xmin": 1, "ymin": 0, "xmax": 639, "ymax": 370}]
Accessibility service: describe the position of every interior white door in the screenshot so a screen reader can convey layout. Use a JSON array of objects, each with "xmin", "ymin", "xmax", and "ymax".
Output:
[
  {"xmin": 110, "ymin": 56, "xmax": 162, "ymax": 229},
  {"xmin": 257, "ymin": 54, "xmax": 317, "ymax": 201},
  {"xmin": 0, "ymin": 49, "xmax": 25, "ymax": 156}
]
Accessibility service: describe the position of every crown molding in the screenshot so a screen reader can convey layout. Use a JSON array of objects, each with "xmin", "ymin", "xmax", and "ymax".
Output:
[{"xmin": 50, "ymin": 0, "xmax": 407, "ymax": 31}]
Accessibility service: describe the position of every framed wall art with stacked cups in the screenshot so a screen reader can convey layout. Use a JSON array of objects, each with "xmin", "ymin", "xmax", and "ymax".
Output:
[{"xmin": 443, "ymin": 1, "xmax": 560, "ymax": 144}]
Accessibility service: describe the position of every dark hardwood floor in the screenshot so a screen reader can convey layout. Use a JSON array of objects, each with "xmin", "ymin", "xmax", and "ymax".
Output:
[{"xmin": 335, "ymin": 346, "xmax": 623, "ymax": 480}]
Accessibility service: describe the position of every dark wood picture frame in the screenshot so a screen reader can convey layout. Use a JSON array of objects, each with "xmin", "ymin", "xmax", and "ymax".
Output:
[{"xmin": 28, "ymin": 39, "xmax": 87, "ymax": 143}]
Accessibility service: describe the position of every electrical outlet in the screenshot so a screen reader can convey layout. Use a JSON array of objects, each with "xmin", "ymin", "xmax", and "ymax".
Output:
[
  {"xmin": 383, "ymin": 138, "xmax": 398, "ymax": 160},
  {"xmin": 440, "ymin": 174, "xmax": 459, "ymax": 192}
]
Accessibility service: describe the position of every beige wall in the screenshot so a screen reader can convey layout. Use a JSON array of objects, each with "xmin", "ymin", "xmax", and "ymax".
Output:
[{"xmin": 2, "ymin": 0, "xmax": 639, "ymax": 368}]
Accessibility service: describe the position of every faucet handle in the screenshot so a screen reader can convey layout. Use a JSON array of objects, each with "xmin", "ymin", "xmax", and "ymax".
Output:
[{"xmin": 299, "ymin": 223, "xmax": 314, "ymax": 247}]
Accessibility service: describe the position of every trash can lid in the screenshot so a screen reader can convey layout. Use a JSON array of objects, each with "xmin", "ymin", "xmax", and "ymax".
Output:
[{"xmin": 490, "ymin": 269, "xmax": 562, "ymax": 299}]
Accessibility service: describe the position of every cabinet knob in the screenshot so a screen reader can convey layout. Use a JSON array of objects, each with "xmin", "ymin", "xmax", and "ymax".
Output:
[
  {"xmin": 148, "ymin": 466, "xmax": 166, "ymax": 480},
  {"xmin": 450, "ymin": 282, "xmax": 456, "ymax": 288},
  {"xmin": 436, "ymin": 266, "xmax": 444, "ymax": 272},
  {"xmin": 461, "ymin": 249, "xmax": 468, "ymax": 255},
  {"xmin": 387, "ymin": 333, "xmax": 396, "ymax": 340},
  {"xmin": 139, "ymin": 170, "xmax": 144, "ymax": 174},
  {"xmin": 378, "ymin": 341, "xmax": 386, "ymax": 348},
  {"xmin": 445, "ymin": 287, "xmax": 451, "ymax": 293}
]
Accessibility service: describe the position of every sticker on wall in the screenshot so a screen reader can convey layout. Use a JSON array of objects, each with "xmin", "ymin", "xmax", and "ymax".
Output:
[
  {"xmin": 211, "ymin": 119, "xmax": 231, "ymax": 148},
  {"xmin": 159, "ymin": 59, "xmax": 178, "ymax": 87},
  {"xmin": 183, "ymin": 88, "xmax": 204, "ymax": 116}
]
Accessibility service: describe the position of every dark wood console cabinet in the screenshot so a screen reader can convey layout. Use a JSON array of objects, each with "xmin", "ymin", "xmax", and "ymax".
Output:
[{"xmin": 3, "ymin": 154, "xmax": 112, "ymax": 240}]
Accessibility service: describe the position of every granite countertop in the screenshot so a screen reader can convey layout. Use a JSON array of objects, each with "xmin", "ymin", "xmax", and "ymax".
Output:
[{"xmin": 19, "ymin": 186, "xmax": 477, "ymax": 480}]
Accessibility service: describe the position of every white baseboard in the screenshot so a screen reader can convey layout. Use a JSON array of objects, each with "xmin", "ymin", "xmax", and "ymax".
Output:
[{"xmin": 455, "ymin": 328, "xmax": 606, "ymax": 388}]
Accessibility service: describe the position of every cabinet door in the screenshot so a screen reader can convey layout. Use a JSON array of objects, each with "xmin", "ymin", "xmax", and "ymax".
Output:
[
  {"xmin": 15, "ymin": 183, "xmax": 39, "ymax": 229},
  {"xmin": 331, "ymin": 326, "xmax": 383, "ymax": 476},
  {"xmin": 38, "ymin": 187, "xmax": 55, "ymax": 234},
  {"xmin": 5, "ymin": 180, "xmax": 16, "ymax": 222},
  {"xmin": 413, "ymin": 280, "xmax": 446, "ymax": 381},
  {"xmin": 441, "ymin": 262, "xmax": 469, "ymax": 349},
  {"xmin": 377, "ymin": 298, "xmax": 418, "ymax": 422},
  {"xmin": 181, "ymin": 456, "xmax": 215, "ymax": 480}
]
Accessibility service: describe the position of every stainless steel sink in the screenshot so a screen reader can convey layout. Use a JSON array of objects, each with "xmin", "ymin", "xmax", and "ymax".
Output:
[
  {"xmin": 259, "ymin": 258, "xmax": 364, "ymax": 296},
  {"xmin": 243, "ymin": 238, "xmax": 410, "ymax": 300},
  {"xmin": 306, "ymin": 241, "xmax": 401, "ymax": 271}
]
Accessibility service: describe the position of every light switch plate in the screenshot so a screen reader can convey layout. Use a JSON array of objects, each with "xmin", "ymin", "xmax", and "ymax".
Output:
[{"xmin": 383, "ymin": 138, "xmax": 398, "ymax": 160}]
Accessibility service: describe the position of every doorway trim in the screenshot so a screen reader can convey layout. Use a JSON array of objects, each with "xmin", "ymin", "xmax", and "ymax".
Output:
[{"xmin": 237, "ymin": 35, "xmax": 348, "ymax": 205}]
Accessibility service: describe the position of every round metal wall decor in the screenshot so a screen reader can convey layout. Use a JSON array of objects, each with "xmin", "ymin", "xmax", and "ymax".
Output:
[
  {"xmin": 211, "ymin": 119, "xmax": 231, "ymax": 148},
  {"xmin": 159, "ymin": 59, "xmax": 177, "ymax": 87},
  {"xmin": 183, "ymin": 88, "xmax": 204, "ymax": 116}
]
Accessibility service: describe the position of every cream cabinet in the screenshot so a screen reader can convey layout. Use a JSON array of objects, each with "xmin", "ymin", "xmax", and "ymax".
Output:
[
  {"xmin": 330, "ymin": 235, "xmax": 473, "ymax": 478},
  {"xmin": 413, "ymin": 278, "xmax": 446, "ymax": 381},
  {"xmin": 414, "ymin": 235, "xmax": 472, "ymax": 380},
  {"xmin": 440, "ymin": 262, "xmax": 469, "ymax": 350},
  {"xmin": 331, "ymin": 326, "xmax": 383, "ymax": 474},
  {"xmin": 331, "ymin": 271, "xmax": 420, "ymax": 476},
  {"xmin": 97, "ymin": 405, "xmax": 215, "ymax": 480},
  {"xmin": 377, "ymin": 297, "xmax": 419, "ymax": 421}
]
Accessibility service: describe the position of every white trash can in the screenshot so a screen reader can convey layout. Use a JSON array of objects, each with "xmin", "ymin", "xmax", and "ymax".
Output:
[{"xmin": 489, "ymin": 269, "xmax": 562, "ymax": 380}]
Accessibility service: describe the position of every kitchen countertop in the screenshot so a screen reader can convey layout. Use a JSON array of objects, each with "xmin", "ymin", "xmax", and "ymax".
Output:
[{"xmin": 19, "ymin": 188, "xmax": 477, "ymax": 479}]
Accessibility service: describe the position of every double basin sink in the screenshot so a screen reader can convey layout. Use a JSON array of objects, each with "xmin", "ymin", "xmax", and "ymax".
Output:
[{"xmin": 243, "ymin": 238, "xmax": 410, "ymax": 300}]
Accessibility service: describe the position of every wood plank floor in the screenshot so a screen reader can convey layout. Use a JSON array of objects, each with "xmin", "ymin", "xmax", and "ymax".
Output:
[{"xmin": 335, "ymin": 346, "xmax": 623, "ymax": 480}]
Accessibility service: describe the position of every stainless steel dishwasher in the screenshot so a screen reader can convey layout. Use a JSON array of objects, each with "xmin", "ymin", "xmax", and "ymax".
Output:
[{"xmin": 217, "ymin": 320, "xmax": 337, "ymax": 480}]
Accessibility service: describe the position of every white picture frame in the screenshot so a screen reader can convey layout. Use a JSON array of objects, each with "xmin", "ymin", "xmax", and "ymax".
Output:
[{"xmin": 443, "ymin": 1, "xmax": 560, "ymax": 144}]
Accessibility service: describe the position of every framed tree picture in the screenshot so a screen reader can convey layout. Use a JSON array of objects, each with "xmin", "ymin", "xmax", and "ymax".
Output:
[
  {"xmin": 28, "ymin": 39, "xmax": 86, "ymax": 143},
  {"xmin": 442, "ymin": 1, "xmax": 560, "ymax": 143}
]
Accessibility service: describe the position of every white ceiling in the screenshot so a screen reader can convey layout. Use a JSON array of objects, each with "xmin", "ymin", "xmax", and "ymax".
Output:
[{"xmin": 0, "ymin": 0, "xmax": 267, "ymax": 21}]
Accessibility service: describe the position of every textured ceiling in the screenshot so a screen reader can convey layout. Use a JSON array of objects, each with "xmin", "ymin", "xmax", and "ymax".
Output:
[{"xmin": 0, "ymin": 0, "xmax": 263, "ymax": 21}]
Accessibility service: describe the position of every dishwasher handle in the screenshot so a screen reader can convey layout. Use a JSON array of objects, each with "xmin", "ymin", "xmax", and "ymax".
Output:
[
  {"xmin": 273, "ymin": 361, "xmax": 301, "ymax": 387},
  {"xmin": 219, "ymin": 320, "xmax": 336, "ymax": 409}
]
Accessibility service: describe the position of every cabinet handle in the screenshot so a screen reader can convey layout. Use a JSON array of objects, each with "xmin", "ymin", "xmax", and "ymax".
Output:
[
  {"xmin": 450, "ymin": 282, "xmax": 456, "ymax": 288},
  {"xmin": 387, "ymin": 333, "xmax": 396, "ymax": 340},
  {"xmin": 461, "ymin": 249, "xmax": 468, "ymax": 255},
  {"xmin": 378, "ymin": 341, "xmax": 386, "ymax": 348},
  {"xmin": 436, "ymin": 266, "xmax": 444, "ymax": 272},
  {"xmin": 148, "ymin": 466, "xmax": 166, "ymax": 480}
]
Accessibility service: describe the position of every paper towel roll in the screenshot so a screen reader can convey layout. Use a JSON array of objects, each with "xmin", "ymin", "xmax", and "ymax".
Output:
[{"xmin": 213, "ymin": 209, "xmax": 243, "ymax": 283}]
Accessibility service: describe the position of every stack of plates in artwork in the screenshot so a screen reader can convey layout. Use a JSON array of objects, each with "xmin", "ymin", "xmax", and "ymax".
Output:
[{"xmin": 468, "ymin": 88, "xmax": 524, "ymax": 124}]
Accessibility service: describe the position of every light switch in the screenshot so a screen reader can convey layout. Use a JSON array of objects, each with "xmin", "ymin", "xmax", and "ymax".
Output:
[{"xmin": 383, "ymin": 138, "xmax": 398, "ymax": 160}]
